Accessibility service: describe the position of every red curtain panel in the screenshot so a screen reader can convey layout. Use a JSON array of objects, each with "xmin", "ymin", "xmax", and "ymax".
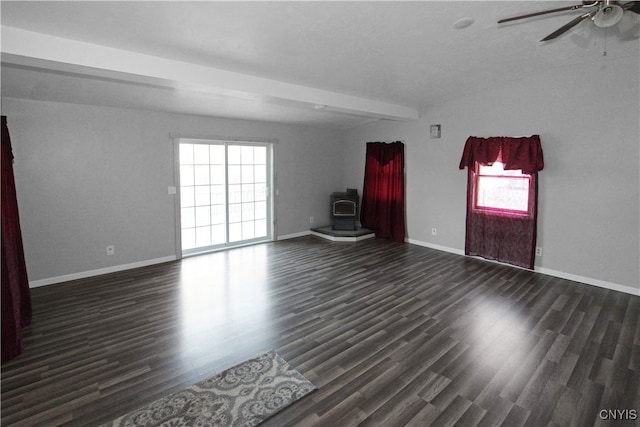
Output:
[
  {"xmin": 2, "ymin": 116, "xmax": 32, "ymax": 363},
  {"xmin": 459, "ymin": 135, "xmax": 544, "ymax": 269},
  {"xmin": 360, "ymin": 141, "xmax": 406, "ymax": 243}
]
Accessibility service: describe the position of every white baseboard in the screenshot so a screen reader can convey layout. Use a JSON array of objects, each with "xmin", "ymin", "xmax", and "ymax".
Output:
[
  {"xmin": 31, "ymin": 232, "xmax": 311, "ymax": 288},
  {"xmin": 406, "ymin": 238, "xmax": 639, "ymax": 296},
  {"xmin": 533, "ymin": 267, "xmax": 639, "ymax": 296},
  {"xmin": 29, "ymin": 255, "xmax": 177, "ymax": 288},
  {"xmin": 407, "ymin": 238, "xmax": 465, "ymax": 256},
  {"xmin": 30, "ymin": 239, "xmax": 639, "ymax": 297},
  {"xmin": 277, "ymin": 231, "xmax": 311, "ymax": 240}
]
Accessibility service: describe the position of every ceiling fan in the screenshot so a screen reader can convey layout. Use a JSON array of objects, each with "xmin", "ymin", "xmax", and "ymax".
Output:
[{"xmin": 498, "ymin": 1, "xmax": 640, "ymax": 41}]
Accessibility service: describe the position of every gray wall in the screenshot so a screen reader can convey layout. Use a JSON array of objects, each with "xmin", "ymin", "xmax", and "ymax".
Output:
[
  {"xmin": 343, "ymin": 55, "xmax": 639, "ymax": 290},
  {"xmin": 4, "ymin": 53, "xmax": 639, "ymax": 291},
  {"xmin": 3, "ymin": 98, "xmax": 344, "ymax": 283}
]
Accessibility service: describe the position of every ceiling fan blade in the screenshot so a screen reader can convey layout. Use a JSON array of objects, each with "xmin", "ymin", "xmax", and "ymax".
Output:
[
  {"xmin": 623, "ymin": 1, "xmax": 640, "ymax": 13},
  {"xmin": 540, "ymin": 12, "xmax": 594, "ymax": 41},
  {"xmin": 498, "ymin": 4, "xmax": 591, "ymax": 24}
]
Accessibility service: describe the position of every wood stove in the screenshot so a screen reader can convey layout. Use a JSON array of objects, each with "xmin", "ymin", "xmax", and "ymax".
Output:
[{"xmin": 330, "ymin": 189, "xmax": 359, "ymax": 230}]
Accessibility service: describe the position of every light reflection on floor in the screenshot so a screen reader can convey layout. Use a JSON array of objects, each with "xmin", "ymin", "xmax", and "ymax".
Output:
[
  {"xmin": 466, "ymin": 294, "xmax": 533, "ymax": 371},
  {"xmin": 177, "ymin": 244, "xmax": 275, "ymax": 364}
]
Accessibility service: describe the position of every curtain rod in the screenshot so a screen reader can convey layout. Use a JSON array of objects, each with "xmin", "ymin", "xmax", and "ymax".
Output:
[{"xmin": 169, "ymin": 132, "xmax": 279, "ymax": 144}]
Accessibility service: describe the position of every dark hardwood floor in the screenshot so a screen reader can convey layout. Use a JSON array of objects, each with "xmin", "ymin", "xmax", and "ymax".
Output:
[{"xmin": 1, "ymin": 236, "xmax": 638, "ymax": 426}]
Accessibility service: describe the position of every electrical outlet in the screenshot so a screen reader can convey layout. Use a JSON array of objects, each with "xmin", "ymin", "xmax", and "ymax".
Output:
[
  {"xmin": 106, "ymin": 245, "xmax": 115, "ymax": 256},
  {"xmin": 535, "ymin": 247, "xmax": 542, "ymax": 257},
  {"xmin": 309, "ymin": 216, "xmax": 314, "ymax": 224},
  {"xmin": 431, "ymin": 228, "xmax": 437, "ymax": 236}
]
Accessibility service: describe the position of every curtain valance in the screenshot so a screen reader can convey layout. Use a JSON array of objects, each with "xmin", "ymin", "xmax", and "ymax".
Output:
[
  {"xmin": 366, "ymin": 141, "xmax": 403, "ymax": 167},
  {"xmin": 459, "ymin": 135, "xmax": 544, "ymax": 174}
]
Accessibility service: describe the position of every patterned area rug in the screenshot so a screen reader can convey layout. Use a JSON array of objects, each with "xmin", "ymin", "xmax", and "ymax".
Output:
[{"xmin": 101, "ymin": 351, "xmax": 316, "ymax": 427}]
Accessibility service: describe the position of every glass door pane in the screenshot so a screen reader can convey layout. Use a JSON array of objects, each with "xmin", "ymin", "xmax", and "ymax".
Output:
[
  {"xmin": 227, "ymin": 145, "xmax": 268, "ymax": 243},
  {"xmin": 178, "ymin": 141, "xmax": 272, "ymax": 256}
]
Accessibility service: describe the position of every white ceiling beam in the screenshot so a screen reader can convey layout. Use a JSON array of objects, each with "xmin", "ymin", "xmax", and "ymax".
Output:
[{"xmin": 0, "ymin": 26, "xmax": 419, "ymax": 121}]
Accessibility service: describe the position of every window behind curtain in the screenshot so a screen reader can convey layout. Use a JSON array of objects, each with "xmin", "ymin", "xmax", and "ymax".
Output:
[
  {"xmin": 459, "ymin": 136, "xmax": 543, "ymax": 269},
  {"xmin": 474, "ymin": 162, "xmax": 531, "ymax": 215}
]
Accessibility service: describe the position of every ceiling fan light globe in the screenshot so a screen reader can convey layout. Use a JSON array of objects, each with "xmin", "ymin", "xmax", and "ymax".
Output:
[{"xmin": 593, "ymin": 4, "xmax": 624, "ymax": 27}]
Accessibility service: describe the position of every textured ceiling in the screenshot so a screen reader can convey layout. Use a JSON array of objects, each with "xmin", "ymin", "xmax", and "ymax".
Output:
[{"xmin": 1, "ymin": 1, "xmax": 639, "ymax": 128}]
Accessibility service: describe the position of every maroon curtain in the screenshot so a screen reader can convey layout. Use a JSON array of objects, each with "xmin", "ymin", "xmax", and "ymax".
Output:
[
  {"xmin": 360, "ymin": 141, "xmax": 406, "ymax": 242},
  {"xmin": 459, "ymin": 136, "xmax": 544, "ymax": 269},
  {"xmin": 2, "ymin": 116, "xmax": 32, "ymax": 363}
]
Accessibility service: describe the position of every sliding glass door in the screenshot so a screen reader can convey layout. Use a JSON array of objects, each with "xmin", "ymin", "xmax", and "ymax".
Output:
[{"xmin": 178, "ymin": 139, "xmax": 273, "ymax": 256}]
